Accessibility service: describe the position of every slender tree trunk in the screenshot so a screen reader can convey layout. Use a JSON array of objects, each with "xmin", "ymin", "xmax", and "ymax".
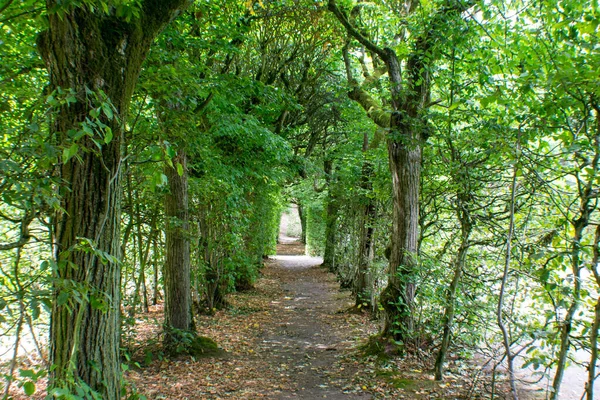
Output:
[
  {"xmin": 130, "ymin": 208, "xmax": 156, "ymax": 317},
  {"xmin": 2, "ymin": 247, "xmax": 25, "ymax": 399},
  {"xmin": 586, "ymin": 225, "xmax": 600, "ymax": 400},
  {"xmin": 551, "ymin": 222, "xmax": 587, "ymax": 399},
  {"xmin": 152, "ymin": 236, "xmax": 160, "ymax": 306},
  {"xmin": 497, "ymin": 156, "xmax": 519, "ymax": 400},
  {"xmin": 435, "ymin": 197, "xmax": 472, "ymax": 380},
  {"xmin": 163, "ymin": 150, "xmax": 193, "ymax": 348},
  {"xmin": 354, "ymin": 148, "xmax": 376, "ymax": 307}
]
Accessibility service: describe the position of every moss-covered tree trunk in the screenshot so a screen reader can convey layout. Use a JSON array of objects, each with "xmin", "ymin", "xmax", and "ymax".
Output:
[
  {"xmin": 164, "ymin": 150, "xmax": 194, "ymax": 349},
  {"xmin": 37, "ymin": 2, "xmax": 189, "ymax": 397}
]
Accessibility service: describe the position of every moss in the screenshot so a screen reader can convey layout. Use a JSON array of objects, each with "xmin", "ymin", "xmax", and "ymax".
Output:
[
  {"xmin": 359, "ymin": 335, "xmax": 401, "ymax": 361},
  {"xmin": 189, "ymin": 336, "xmax": 221, "ymax": 357},
  {"xmin": 375, "ymin": 369, "xmax": 429, "ymax": 391},
  {"xmin": 389, "ymin": 377, "xmax": 418, "ymax": 390}
]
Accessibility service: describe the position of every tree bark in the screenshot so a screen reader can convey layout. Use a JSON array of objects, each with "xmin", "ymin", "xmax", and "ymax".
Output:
[
  {"xmin": 586, "ymin": 225, "xmax": 600, "ymax": 400},
  {"xmin": 37, "ymin": 1, "xmax": 189, "ymax": 396},
  {"xmin": 322, "ymin": 159, "xmax": 338, "ymax": 272},
  {"xmin": 163, "ymin": 150, "xmax": 193, "ymax": 349},
  {"xmin": 297, "ymin": 203, "xmax": 307, "ymax": 244},
  {"xmin": 323, "ymin": 196, "xmax": 339, "ymax": 272},
  {"xmin": 435, "ymin": 193, "xmax": 472, "ymax": 380},
  {"xmin": 551, "ymin": 108, "xmax": 599, "ymax": 399},
  {"xmin": 354, "ymin": 142, "xmax": 376, "ymax": 308},
  {"xmin": 328, "ymin": 0, "xmax": 467, "ymax": 344},
  {"xmin": 381, "ymin": 118, "xmax": 422, "ymax": 340}
]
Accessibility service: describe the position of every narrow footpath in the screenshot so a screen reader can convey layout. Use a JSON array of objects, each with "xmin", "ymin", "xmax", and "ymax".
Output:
[
  {"xmin": 126, "ymin": 238, "xmax": 379, "ymax": 399},
  {"xmin": 124, "ymin": 208, "xmax": 551, "ymax": 400},
  {"xmin": 263, "ymin": 242, "xmax": 372, "ymax": 399}
]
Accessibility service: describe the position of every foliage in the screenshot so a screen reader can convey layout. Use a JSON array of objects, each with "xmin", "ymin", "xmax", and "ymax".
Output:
[{"xmin": 1, "ymin": 0, "xmax": 600, "ymax": 398}]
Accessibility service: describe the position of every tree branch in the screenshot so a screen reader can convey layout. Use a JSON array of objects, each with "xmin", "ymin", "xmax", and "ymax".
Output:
[
  {"xmin": 348, "ymin": 87, "xmax": 390, "ymax": 129},
  {"xmin": 328, "ymin": 0, "xmax": 388, "ymax": 61},
  {"xmin": 0, "ymin": 212, "xmax": 34, "ymax": 251},
  {"xmin": 141, "ymin": 0, "xmax": 192, "ymax": 38},
  {"xmin": 0, "ymin": 0, "xmax": 15, "ymax": 15}
]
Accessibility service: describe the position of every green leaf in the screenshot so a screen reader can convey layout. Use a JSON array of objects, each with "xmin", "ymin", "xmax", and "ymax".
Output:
[
  {"xmin": 104, "ymin": 127, "xmax": 113, "ymax": 144},
  {"xmin": 62, "ymin": 144, "xmax": 79, "ymax": 164},
  {"xmin": 176, "ymin": 162, "xmax": 184, "ymax": 177},
  {"xmin": 57, "ymin": 291, "xmax": 69, "ymax": 306},
  {"xmin": 19, "ymin": 369, "xmax": 36, "ymax": 379},
  {"xmin": 102, "ymin": 103, "xmax": 113, "ymax": 120},
  {"xmin": 23, "ymin": 381, "xmax": 35, "ymax": 396}
]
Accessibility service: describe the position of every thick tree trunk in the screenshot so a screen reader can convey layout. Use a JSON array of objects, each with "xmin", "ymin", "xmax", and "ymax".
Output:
[
  {"xmin": 163, "ymin": 150, "xmax": 193, "ymax": 349},
  {"xmin": 381, "ymin": 125, "xmax": 422, "ymax": 341},
  {"xmin": 328, "ymin": 0, "xmax": 463, "ymax": 345},
  {"xmin": 37, "ymin": 2, "xmax": 189, "ymax": 396}
]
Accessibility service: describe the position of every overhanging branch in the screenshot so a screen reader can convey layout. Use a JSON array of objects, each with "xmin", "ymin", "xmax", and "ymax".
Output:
[{"xmin": 328, "ymin": 0, "xmax": 388, "ymax": 62}]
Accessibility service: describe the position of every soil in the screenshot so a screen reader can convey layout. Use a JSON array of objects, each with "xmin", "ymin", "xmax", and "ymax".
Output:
[
  {"xmin": 122, "ymin": 240, "xmax": 519, "ymax": 399},
  {"xmin": 6, "ymin": 239, "xmax": 553, "ymax": 399},
  {"xmin": 121, "ymin": 240, "xmax": 380, "ymax": 399}
]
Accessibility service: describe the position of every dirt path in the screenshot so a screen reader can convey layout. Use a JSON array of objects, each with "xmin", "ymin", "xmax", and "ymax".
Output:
[
  {"xmin": 122, "ymin": 236, "xmax": 551, "ymax": 399},
  {"xmin": 263, "ymin": 250, "xmax": 371, "ymax": 399},
  {"xmin": 122, "ymin": 241, "xmax": 377, "ymax": 399}
]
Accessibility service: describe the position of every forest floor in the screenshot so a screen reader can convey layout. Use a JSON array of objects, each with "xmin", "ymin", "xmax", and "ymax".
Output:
[
  {"xmin": 122, "ymin": 240, "xmax": 538, "ymax": 400},
  {"xmin": 5, "ymin": 238, "xmax": 552, "ymax": 399}
]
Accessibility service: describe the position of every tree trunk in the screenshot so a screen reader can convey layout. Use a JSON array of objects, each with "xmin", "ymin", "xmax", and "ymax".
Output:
[
  {"xmin": 37, "ymin": 3, "xmax": 189, "ymax": 395},
  {"xmin": 586, "ymin": 225, "xmax": 600, "ymax": 400},
  {"xmin": 435, "ymin": 196, "xmax": 472, "ymax": 380},
  {"xmin": 323, "ymin": 197, "xmax": 339, "ymax": 272},
  {"xmin": 152, "ymin": 235, "xmax": 160, "ymax": 306},
  {"xmin": 354, "ymin": 151, "xmax": 376, "ymax": 308},
  {"xmin": 163, "ymin": 150, "xmax": 193, "ymax": 349},
  {"xmin": 322, "ymin": 159, "xmax": 338, "ymax": 272},
  {"xmin": 297, "ymin": 203, "xmax": 307, "ymax": 243},
  {"xmin": 381, "ymin": 123, "xmax": 422, "ymax": 341}
]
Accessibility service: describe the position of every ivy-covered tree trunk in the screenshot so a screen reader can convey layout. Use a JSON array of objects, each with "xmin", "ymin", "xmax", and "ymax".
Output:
[
  {"xmin": 164, "ymin": 150, "xmax": 194, "ymax": 349},
  {"xmin": 37, "ymin": 2, "xmax": 189, "ymax": 397}
]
